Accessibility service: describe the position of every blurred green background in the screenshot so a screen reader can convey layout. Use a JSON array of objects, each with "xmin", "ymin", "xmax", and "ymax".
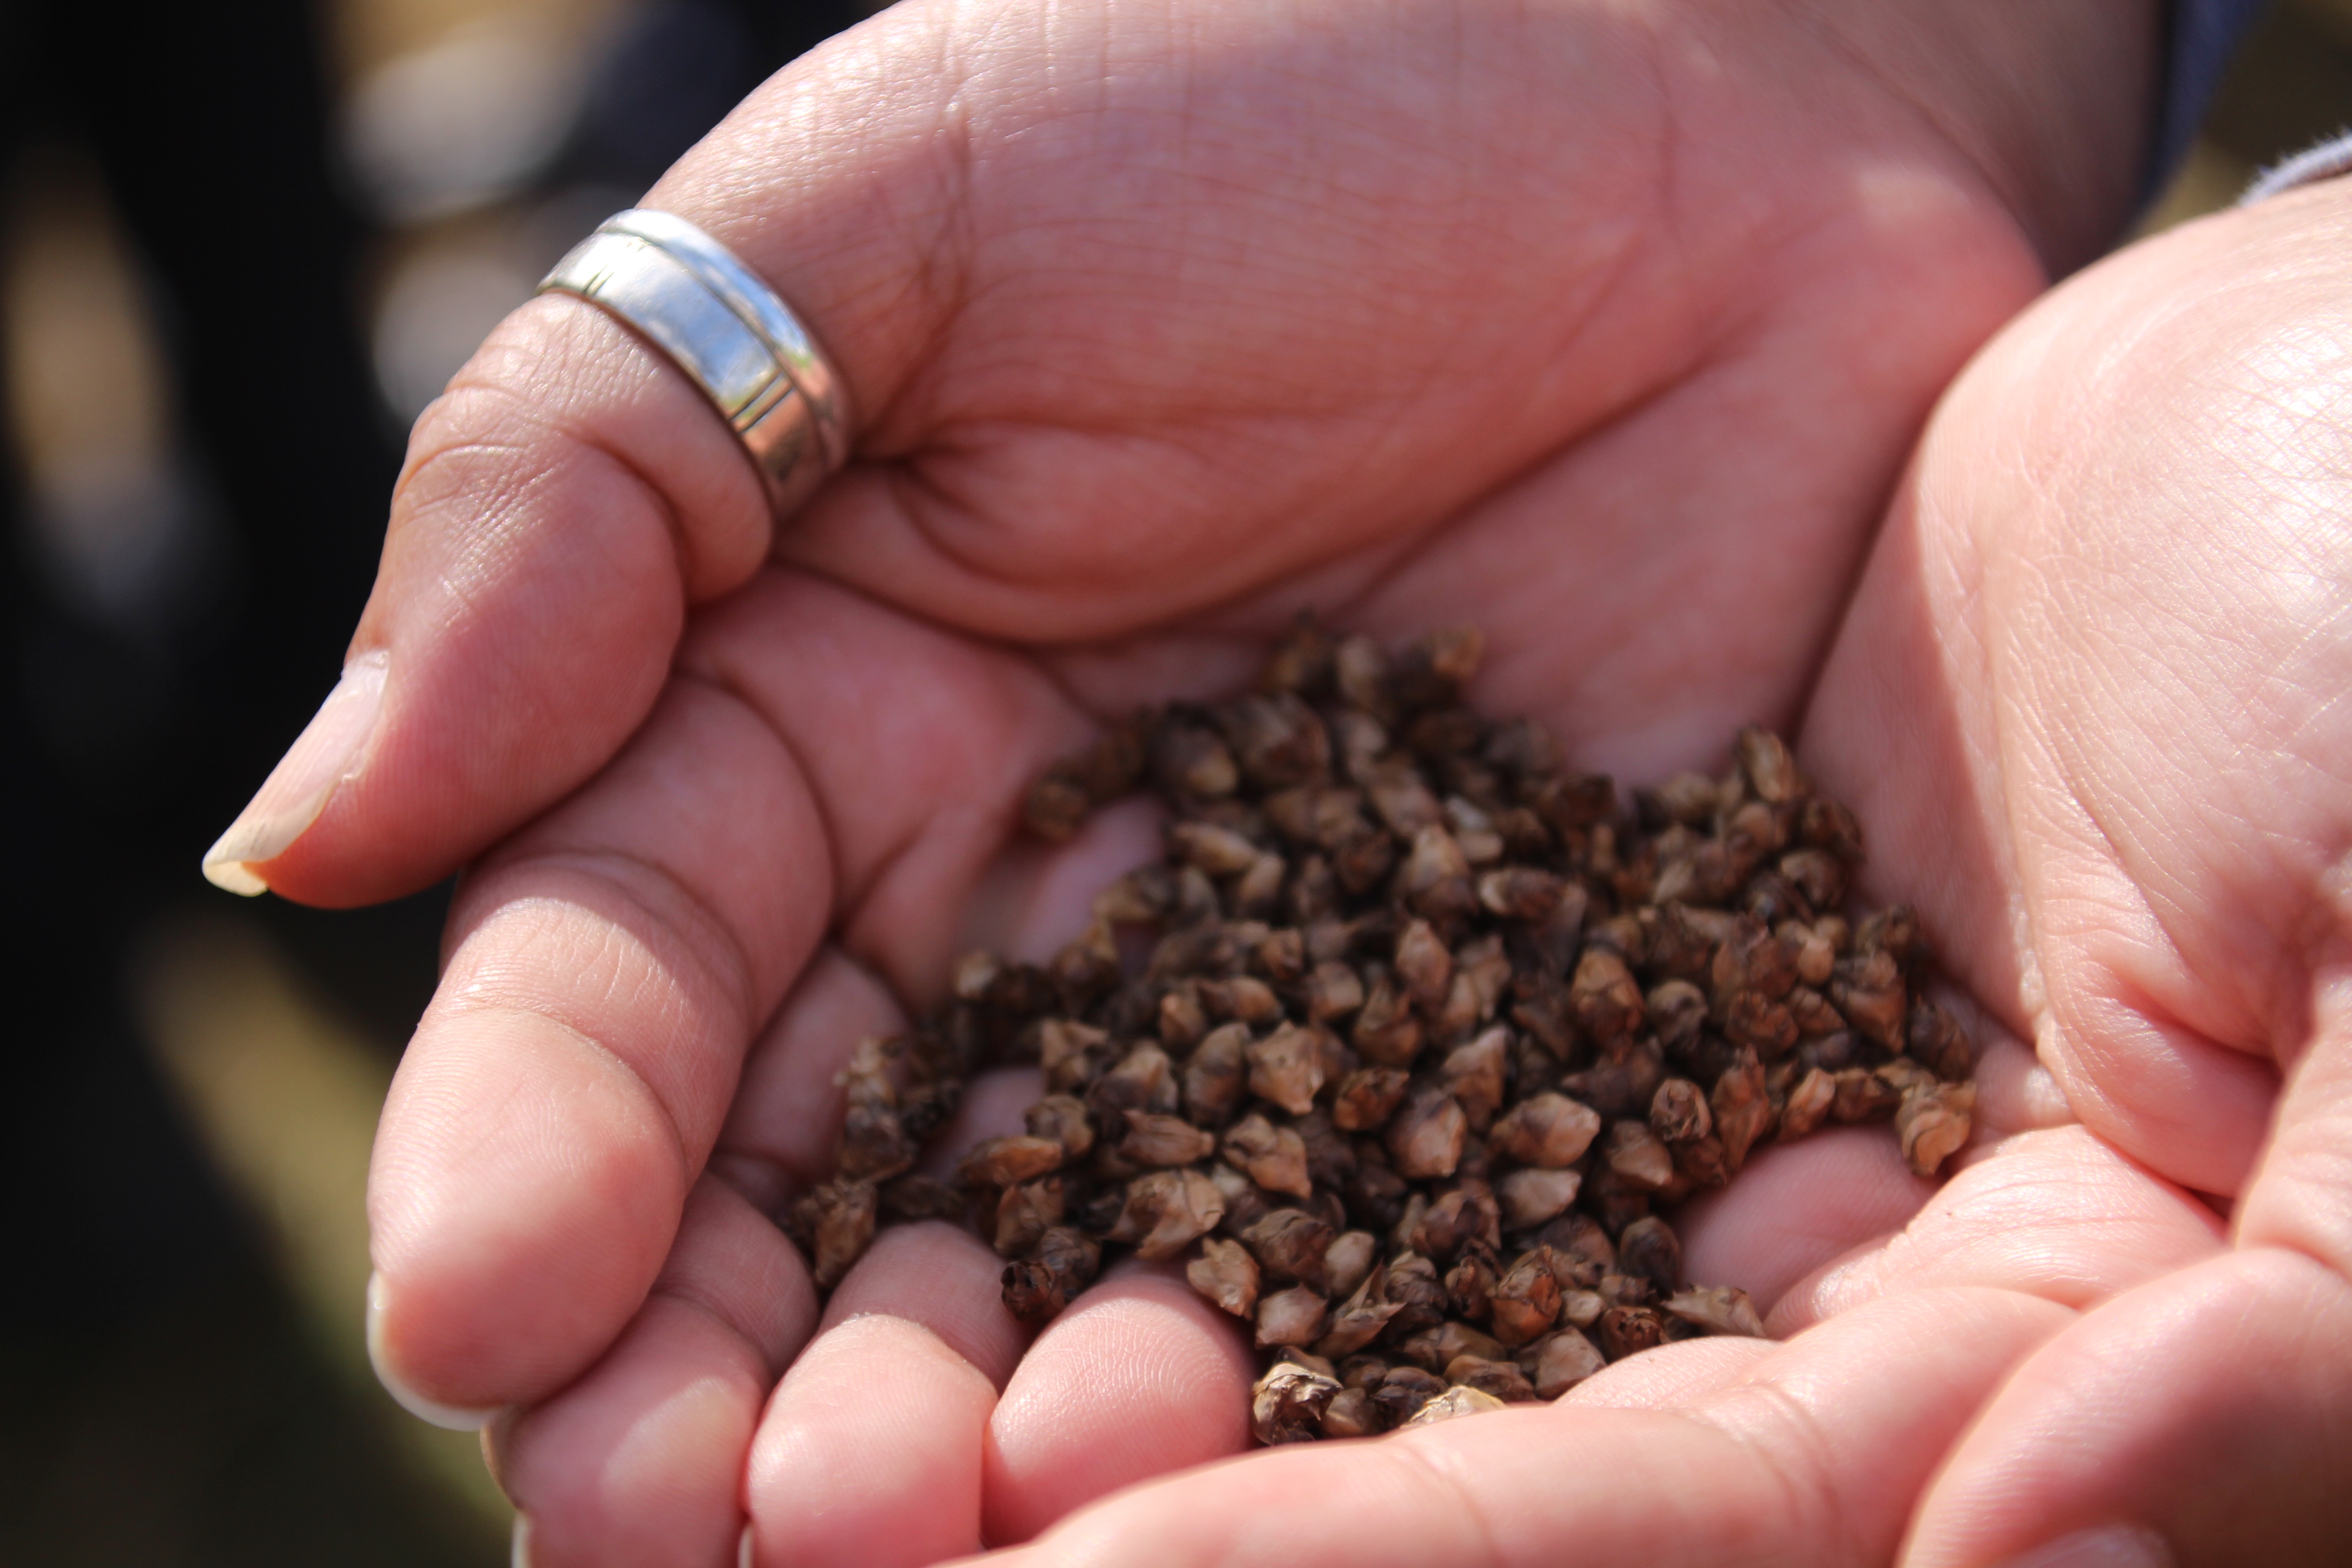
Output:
[{"xmin": 1, "ymin": 1, "xmax": 2346, "ymax": 1562}]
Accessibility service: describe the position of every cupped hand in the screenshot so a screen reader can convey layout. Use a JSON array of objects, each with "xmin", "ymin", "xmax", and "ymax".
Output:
[
  {"xmin": 190, "ymin": 0, "xmax": 2172, "ymax": 1562},
  {"xmin": 948, "ymin": 172, "xmax": 2352, "ymax": 1568}
]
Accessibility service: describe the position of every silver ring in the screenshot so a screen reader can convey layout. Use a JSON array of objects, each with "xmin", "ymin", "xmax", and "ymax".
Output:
[{"xmin": 539, "ymin": 209, "xmax": 853, "ymax": 517}]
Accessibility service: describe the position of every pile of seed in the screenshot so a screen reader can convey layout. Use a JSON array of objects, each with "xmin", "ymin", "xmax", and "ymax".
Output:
[{"xmin": 783, "ymin": 618, "xmax": 1977, "ymax": 1443}]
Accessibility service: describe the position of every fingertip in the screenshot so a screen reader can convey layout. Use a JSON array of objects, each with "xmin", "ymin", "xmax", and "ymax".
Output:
[
  {"xmin": 368, "ymin": 1271, "xmax": 503, "ymax": 1431},
  {"xmin": 981, "ymin": 1261, "xmax": 1255, "ymax": 1544}
]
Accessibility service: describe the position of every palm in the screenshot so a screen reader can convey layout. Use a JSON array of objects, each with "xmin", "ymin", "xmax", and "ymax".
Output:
[
  {"xmin": 311, "ymin": 4, "xmax": 2202, "ymax": 1565},
  {"xmin": 885, "ymin": 186, "xmax": 2352, "ymax": 1568}
]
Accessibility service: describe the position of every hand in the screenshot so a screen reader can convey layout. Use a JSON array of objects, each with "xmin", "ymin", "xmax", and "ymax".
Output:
[
  {"xmin": 958, "ymin": 175, "xmax": 2352, "ymax": 1568},
  {"xmin": 197, "ymin": 0, "xmax": 2158, "ymax": 1561}
]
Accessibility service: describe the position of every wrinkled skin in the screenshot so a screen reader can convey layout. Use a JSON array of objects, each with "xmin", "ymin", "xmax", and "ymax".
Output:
[{"xmin": 201, "ymin": 0, "xmax": 2352, "ymax": 1563}]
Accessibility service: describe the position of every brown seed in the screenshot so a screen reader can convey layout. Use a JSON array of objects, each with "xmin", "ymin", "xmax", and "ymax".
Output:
[
  {"xmin": 791, "ymin": 1179, "xmax": 879, "ymax": 1290},
  {"xmin": 836, "ymin": 1103, "xmax": 918, "ymax": 1182},
  {"xmin": 1432, "ymin": 1321, "xmax": 1509, "ymax": 1367},
  {"xmin": 994, "ymin": 1177, "xmax": 1066, "ymax": 1257},
  {"xmin": 1371, "ymin": 1365, "xmax": 1448, "ymax": 1425},
  {"xmin": 1024, "ymin": 1095, "xmax": 1096, "ymax": 1160},
  {"xmin": 1446, "ymin": 1355, "xmax": 1537, "ymax": 1403},
  {"xmin": 1649, "ymin": 1077, "xmax": 1713, "ymax": 1143},
  {"xmin": 1120, "ymin": 1111, "xmax": 1218, "ymax": 1167},
  {"xmin": 1023, "ymin": 769, "xmax": 1094, "ymax": 842},
  {"xmin": 1320, "ymin": 1386, "xmax": 1381, "ymax": 1438},
  {"xmin": 1152, "ymin": 722, "xmax": 1240, "ymax": 798},
  {"xmin": 1616, "ymin": 1216, "xmax": 1683, "ymax": 1295},
  {"xmin": 1332, "ymin": 1066, "xmax": 1411, "ymax": 1131},
  {"xmin": 1000, "ymin": 1226, "xmax": 1102, "ymax": 1324},
  {"xmin": 1401, "ymin": 826, "xmax": 1478, "ymax": 923},
  {"xmin": 1243, "ymin": 1209, "xmax": 1336, "ymax": 1288},
  {"xmin": 1411, "ymin": 1180, "xmax": 1501, "ymax": 1262},
  {"xmin": 1439, "ymin": 1028, "xmax": 1510, "ymax": 1131},
  {"xmin": 1595, "ymin": 1305, "xmax": 1667, "ymax": 1361},
  {"xmin": 1222, "ymin": 692, "xmax": 1333, "ymax": 789},
  {"xmin": 876, "ymin": 1174, "xmax": 966, "ymax": 1225},
  {"xmin": 1252, "ymin": 1362, "xmax": 1341, "ymax": 1444},
  {"xmin": 1036, "ymin": 1018, "xmax": 1110, "ymax": 1092},
  {"xmin": 1316, "ymin": 1265, "xmax": 1405, "ymax": 1356},
  {"xmin": 1722, "ymin": 990, "xmax": 1799, "ymax": 1059},
  {"xmin": 1386, "ymin": 1084, "xmax": 1469, "ymax": 1179},
  {"xmin": 1712, "ymin": 1053, "xmax": 1774, "ymax": 1173},
  {"xmin": 1712, "ymin": 915, "xmax": 1799, "ymax": 1002},
  {"xmin": 1187, "ymin": 1235, "xmax": 1262, "ymax": 1318},
  {"xmin": 1394, "ymin": 919, "xmax": 1455, "ymax": 1013},
  {"xmin": 1221, "ymin": 1113, "xmax": 1313, "ymax": 1199},
  {"xmin": 1671, "ymin": 1134, "xmax": 1730, "ymax": 1190},
  {"xmin": 1112, "ymin": 1169, "xmax": 1227, "ymax": 1260},
  {"xmin": 1785, "ymin": 984, "xmax": 1845, "ymax": 1037},
  {"xmin": 1646, "ymin": 978, "xmax": 1709, "ymax": 1054},
  {"xmin": 1096, "ymin": 1043, "xmax": 1180, "ymax": 1117},
  {"xmin": 1733, "ymin": 727, "xmax": 1801, "ymax": 804},
  {"xmin": 1662, "ymin": 1286, "xmax": 1765, "ymax": 1338},
  {"xmin": 1407, "ymin": 1385, "xmax": 1510, "ymax": 1424},
  {"xmin": 1170, "ymin": 819, "xmax": 1260, "ymax": 877},
  {"xmin": 1570, "ymin": 949, "xmax": 1645, "ymax": 1043},
  {"xmin": 1324, "ymin": 1230, "xmax": 1379, "ymax": 1299},
  {"xmin": 1184, "ymin": 1023, "xmax": 1252, "ymax": 1124},
  {"xmin": 956, "ymin": 1136, "xmax": 1066, "ymax": 1190},
  {"xmin": 1831, "ymin": 949, "xmax": 1907, "ymax": 1047},
  {"xmin": 1896, "ymin": 1080, "xmax": 1977, "ymax": 1177},
  {"xmin": 1488, "ymin": 1092, "xmax": 1602, "ymax": 1168},
  {"xmin": 1256, "ymin": 1284, "xmax": 1331, "ymax": 1350},
  {"xmin": 1526, "ymin": 1328, "xmax": 1607, "ymax": 1398},
  {"xmin": 1603, "ymin": 1120, "xmax": 1677, "ymax": 1193},
  {"xmin": 1489, "ymin": 1251, "xmax": 1564, "ymax": 1345},
  {"xmin": 1303, "ymin": 961, "xmax": 1366, "ymax": 1022},
  {"xmin": 1351, "ymin": 975, "xmax": 1425, "ymax": 1066},
  {"xmin": 1831, "ymin": 1064, "xmax": 1903, "ymax": 1123},
  {"xmin": 1443, "ymin": 1247, "xmax": 1498, "ymax": 1321},
  {"xmin": 1247, "ymin": 1022, "xmax": 1328, "ymax": 1115},
  {"xmin": 1494, "ymin": 1166, "xmax": 1583, "ymax": 1229},
  {"xmin": 1779, "ymin": 1066, "xmax": 1837, "ymax": 1141},
  {"xmin": 1906, "ymin": 994, "xmax": 1974, "ymax": 1081},
  {"xmin": 1200, "ymin": 975, "xmax": 1283, "ymax": 1024},
  {"xmin": 1477, "ymin": 866, "xmax": 1565, "ymax": 921}
]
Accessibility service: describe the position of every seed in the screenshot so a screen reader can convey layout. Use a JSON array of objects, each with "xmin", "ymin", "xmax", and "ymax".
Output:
[
  {"xmin": 1188, "ymin": 1236, "xmax": 1262, "ymax": 1318},
  {"xmin": 1252, "ymin": 1363, "xmax": 1341, "ymax": 1444},
  {"xmin": 1407, "ymin": 1385, "xmax": 1509, "ymax": 1424},
  {"xmin": 785, "ymin": 623, "xmax": 1980, "ymax": 1450},
  {"xmin": 1662, "ymin": 1285, "xmax": 1765, "ymax": 1337},
  {"xmin": 1256, "ymin": 1284, "xmax": 1331, "ymax": 1350}
]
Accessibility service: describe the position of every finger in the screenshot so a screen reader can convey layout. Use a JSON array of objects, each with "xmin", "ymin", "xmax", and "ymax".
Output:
[
  {"xmin": 1904, "ymin": 994, "xmax": 2352, "ymax": 1568},
  {"xmin": 494, "ymin": 1176, "xmax": 818, "ymax": 1568},
  {"xmin": 1901, "ymin": 1250, "xmax": 2352, "ymax": 1568},
  {"xmin": 368, "ymin": 575, "xmax": 1096, "ymax": 1420},
  {"xmin": 1674, "ymin": 1125, "xmax": 1937, "ymax": 1310},
  {"xmin": 203, "ymin": 12, "xmax": 970, "ymax": 904},
  {"xmin": 1770, "ymin": 1124, "xmax": 2227, "ymax": 1336},
  {"xmin": 710, "ymin": 945, "xmax": 912, "ymax": 1217},
  {"xmin": 981, "ymin": 1260, "xmax": 1258, "ymax": 1545},
  {"xmin": 367, "ymin": 671, "xmax": 829, "ymax": 1418},
  {"xmin": 968, "ymin": 1285, "xmax": 2073, "ymax": 1568},
  {"xmin": 745, "ymin": 1222, "xmax": 1032, "ymax": 1568}
]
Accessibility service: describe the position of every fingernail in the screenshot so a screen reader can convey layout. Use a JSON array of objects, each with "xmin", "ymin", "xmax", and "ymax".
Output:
[
  {"xmin": 1998, "ymin": 1525, "xmax": 2174, "ymax": 1568},
  {"xmin": 201, "ymin": 650, "xmax": 389, "ymax": 894},
  {"xmin": 738, "ymin": 1522, "xmax": 755, "ymax": 1568},
  {"xmin": 366, "ymin": 1269, "xmax": 501, "ymax": 1431},
  {"xmin": 512, "ymin": 1514, "xmax": 534, "ymax": 1568}
]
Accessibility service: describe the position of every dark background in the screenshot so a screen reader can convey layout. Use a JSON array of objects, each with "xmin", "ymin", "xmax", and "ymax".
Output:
[{"xmin": 0, "ymin": 1, "xmax": 2343, "ymax": 1561}]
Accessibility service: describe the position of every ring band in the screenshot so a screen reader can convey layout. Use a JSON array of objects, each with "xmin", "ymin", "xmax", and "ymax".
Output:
[{"xmin": 539, "ymin": 209, "xmax": 852, "ymax": 517}]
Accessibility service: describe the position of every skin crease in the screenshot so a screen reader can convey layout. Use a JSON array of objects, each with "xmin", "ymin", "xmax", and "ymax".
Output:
[{"xmin": 211, "ymin": 0, "xmax": 2352, "ymax": 1558}]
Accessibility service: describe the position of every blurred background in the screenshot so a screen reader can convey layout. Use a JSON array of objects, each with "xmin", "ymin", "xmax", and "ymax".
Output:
[{"xmin": 0, "ymin": 1, "xmax": 2342, "ymax": 1561}]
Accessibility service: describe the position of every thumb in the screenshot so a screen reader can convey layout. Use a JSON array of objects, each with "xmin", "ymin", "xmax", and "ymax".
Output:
[
  {"xmin": 199, "ymin": 18, "xmax": 962, "ymax": 905},
  {"xmin": 1899, "ymin": 992, "xmax": 2352, "ymax": 1568}
]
